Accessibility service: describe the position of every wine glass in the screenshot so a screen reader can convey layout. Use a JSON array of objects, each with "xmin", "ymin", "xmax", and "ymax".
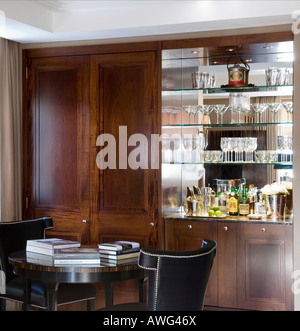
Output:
[
  {"xmin": 277, "ymin": 135, "xmax": 290, "ymax": 163},
  {"xmin": 182, "ymin": 105, "xmax": 197, "ymax": 124},
  {"xmin": 230, "ymin": 138, "xmax": 238, "ymax": 162},
  {"xmin": 246, "ymin": 137, "xmax": 257, "ymax": 162},
  {"xmin": 220, "ymin": 137, "xmax": 229, "ymax": 162},
  {"xmin": 192, "ymin": 135, "xmax": 205, "ymax": 162},
  {"xmin": 183, "ymin": 136, "xmax": 194, "ymax": 162},
  {"xmin": 213, "ymin": 104, "xmax": 228, "ymax": 124},
  {"xmin": 237, "ymin": 138, "xmax": 246, "ymax": 162},
  {"xmin": 288, "ymin": 136, "xmax": 293, "ymax": 162},
  {"xmin": 267, "ymin": 103, "xmax": 282, "ymax": 123},
  {"xmin": 251, "ymin": 103, "xmax": 268, "ymax": 123},
  {"xmin": 282, "ymin": 102, "xmax": 293, "ymax": 122}
]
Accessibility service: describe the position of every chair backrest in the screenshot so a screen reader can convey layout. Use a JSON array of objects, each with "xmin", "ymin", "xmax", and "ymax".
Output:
[
  {"xmin": 138, "ymin": 239, "xmax": 217, "ymax": 311},
  {"xmin": 0, "ymin": 217, "xmax": 53, "ymax": 282}
]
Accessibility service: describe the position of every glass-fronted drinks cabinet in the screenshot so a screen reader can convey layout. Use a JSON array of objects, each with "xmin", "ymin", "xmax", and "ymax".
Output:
[{"xmin": 161, "ymin": 40, "xmax": 293, "ymax": 221}]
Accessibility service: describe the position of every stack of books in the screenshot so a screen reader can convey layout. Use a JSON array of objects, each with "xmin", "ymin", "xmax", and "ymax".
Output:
[
  {"xmin": 98, "ymin": 241, "xmax": 140, "ymax": 266},
  {"xmin": 26, "ymin": 238, "xmax": 100, "ymax": 266}
]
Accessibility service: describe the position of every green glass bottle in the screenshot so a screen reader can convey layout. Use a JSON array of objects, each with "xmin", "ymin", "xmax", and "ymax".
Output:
[
  {"xmin": 239, "ymin": 185, "xmax": 250, "ymax": 216},
  {"xmin": 228, "ymin": 181, "xmax": 238, "ymax": 216}
]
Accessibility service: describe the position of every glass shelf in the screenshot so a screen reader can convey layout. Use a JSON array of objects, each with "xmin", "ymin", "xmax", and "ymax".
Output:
[
  {"xmin": 163, "ymin": 84, "xmax": 293, "ymax": 93},
  {"xmin": 162, "ymin": 122, "xmax": 293, "ymax": 128}
]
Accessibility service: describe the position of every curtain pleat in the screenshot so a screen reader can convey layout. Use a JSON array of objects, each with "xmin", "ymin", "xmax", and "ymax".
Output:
[{"xmin": 0, "ymin": 38, "xmax": 22, "ymax": 222}]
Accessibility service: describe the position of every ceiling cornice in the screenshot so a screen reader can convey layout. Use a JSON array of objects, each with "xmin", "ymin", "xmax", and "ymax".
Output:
[{"xmin": 0, "ymin": 1, "xmax": 298, "ymax": 43}]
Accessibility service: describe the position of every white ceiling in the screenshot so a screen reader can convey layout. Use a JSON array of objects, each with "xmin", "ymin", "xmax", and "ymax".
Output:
[{"xmin": 0, "ymin": 0, "xmax": 299, "ymax": 44}]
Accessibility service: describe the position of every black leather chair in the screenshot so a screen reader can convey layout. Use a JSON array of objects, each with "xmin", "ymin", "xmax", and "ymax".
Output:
[
  {"xmin": 0, "ymin": 217, "xmax": 95, "ymax": 310},
  {"xmin": 102, "ymin": 238, "xmax": 217, "ymax": 311}
]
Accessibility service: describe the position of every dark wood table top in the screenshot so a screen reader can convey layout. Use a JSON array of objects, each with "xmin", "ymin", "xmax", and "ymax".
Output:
[{"xmin": 9, "ymin": 250, "xmax": 144, "ymax": 284}]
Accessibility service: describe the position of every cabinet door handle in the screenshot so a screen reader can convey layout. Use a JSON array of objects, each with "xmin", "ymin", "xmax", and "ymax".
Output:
[
  {"xmin": 188, "ymin": 224, "xmax": 192, "ymax": 229},
  {"xmin": 261, "ymin": 227, "xmax": 266, "ymax": 232},
  {"xmin": 224, "ymin": 226, "xmax": 228, "ymax": 231},
  {"xmin": 150, "ymin": 222, "xmax": 154, "ymax": 227}
]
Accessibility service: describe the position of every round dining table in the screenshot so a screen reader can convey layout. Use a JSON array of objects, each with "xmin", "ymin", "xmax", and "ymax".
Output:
[{"xmin": 9, "ymin": 251, "xmax": 146, "ymax": 310}]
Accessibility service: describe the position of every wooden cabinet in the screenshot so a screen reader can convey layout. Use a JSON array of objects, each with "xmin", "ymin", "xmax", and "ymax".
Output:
[
  {"xmin": 236, "ymin": 223, "xmax": 293, "ymax": 311},
  {"xmin": 217, "ymin": 222, "xmax": 237, "ymax": 308},
  {"xmin": 165, "ymin": 219, "xmax": 293, "ymax": 310},
  {"xmin": 23, "ymin": 55, "xmax": 91, "ymax": 243},
  {"xmin": 165, "ymin": 219, "xmax": 218, "ymax": 306},
  {"xmin": 23, "ymin": 43, "xmax": 162, "ymax": 249},
  {"xmin": 90, "ymin": 51, "xmax": 161, "ymax": 248}
]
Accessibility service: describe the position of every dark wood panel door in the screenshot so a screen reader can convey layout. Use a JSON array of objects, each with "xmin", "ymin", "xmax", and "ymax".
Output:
[
  {"xmin": 90, "ymin": 51, "xmax": 161, "ymax": 249},
  {"xmin": 217, "ymin": 222, "xmax": 237, "ymax": 308},
  {"xmin": 236, "ymin": 223, "xmax": 293, "ymax": 311},
  {"xmin": 24, "ymin": 56, "xmax": 90, "ymax": 243},
  {"xmin": 165, "ymin": 220, "xmax": 218, "ymax": 306}
]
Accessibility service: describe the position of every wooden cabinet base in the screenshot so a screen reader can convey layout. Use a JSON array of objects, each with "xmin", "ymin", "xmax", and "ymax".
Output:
[
  {"xmin": 165, "ymin": 219, "xmax": 293, "ymax": 311},
  {"xmin": 236, "ymin": 223, "xmax": 293, "ymax": 311}
]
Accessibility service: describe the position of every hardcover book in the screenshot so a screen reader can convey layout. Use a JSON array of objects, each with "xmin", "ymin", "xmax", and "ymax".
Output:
[
  {"xmin": 97, "ymin": 241, "xmax": 140, "ymax": 251},
  {"xmin": 99, "ymin": 251, "xmax": 139, "ymax": 260},
  {"xmin": 98, "ymin": 246, "xmax": 140, "ymax": 255},
  {"xmin": 27, "ymin": 248, "xmax": 100, "ymax": 266},
  {"xmin": 26, "ymin": 238, "xmax": 81, "ymax": 255}
]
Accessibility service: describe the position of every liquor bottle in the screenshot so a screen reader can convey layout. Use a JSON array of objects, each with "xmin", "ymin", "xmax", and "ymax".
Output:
[
  {"xmin": 237, "ymin": 182, "xmax": 243, "ymax": 201},
  {"xmin": 218, "ymin": 190, "xmax": 227, "ymax": 214},
  {"xmin": 255, "ymin": 193, "xmax": 267, "ymax": 217},
  {"xmin": 239, "ymin": 185, "xmax": 250, "ymax": 216},
  {"xmin": 225, "ymin": 181, "xmax": 232, "ymax": 214},
  {"xmin": 248, "ymin": 184, "xmax": 256, "ymax": 214},
  {"xmin": 193, "ymin": 186, "xmax": 202, "ymax": 215},
  {"xmin": 184, "ymin": 187, "xmax": 193, "ymax": 214},
  {"xmin": 228, "ymin": 181, "xmax": 239, "ymax": 216}
]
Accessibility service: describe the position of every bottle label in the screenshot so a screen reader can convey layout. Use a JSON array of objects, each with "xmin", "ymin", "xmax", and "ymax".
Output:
[
  {"xmin": 229, "ymin": 197, "xmax": 238, "ymax": 212},
  {"xmin": 239, "ymin": 203, "xmax": 249, "ymax": 215}
]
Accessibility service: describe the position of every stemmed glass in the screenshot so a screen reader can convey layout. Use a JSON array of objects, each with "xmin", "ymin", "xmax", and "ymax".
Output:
[
  {"xmin": 251, "ymin": 103, "xmax": 268, "ymax": 123},
  {"xmin": 200, "ymin": 105, "xmax": 213, "ymax": 124},
  {"xmin": 277, "ymin": 135, "xmax": 293, "ymax": 163},
  {"xmin": 279, "ymin": 136, "xmax": 288, "ymax": 162},
  {"xmin": 267, "ymin": 103, "xmax": 282, "ymax": 123},
  {"xmin": 220, "ymin": 137, "xmax": 229, "ymax": 162},
  {"xmin": 190, "ymin": 106, "xmax": 198, "ymax": 124},
  {"xmin": 182, "ymin": 105, "xmax": 197, "ymax": 124},
  {"xmin": 282, "ymin": 102, "xmax": 293, "ymax": 122},
  {"xmin": 287, "ymin": 136, "xmax": 293, "ymax": 162},
  {"xmin": 240, "ymin": 105, "xmax": 250, "ymax": 123},
  {"xmin": 246, "ymin": 137, "xmax": 257, "ymax": 162},
  {"xmin": 183, "ymin": 136, "xmax": 194, "ymax": 162},
  {"xmin": 237, "ymin": 138, "xmax": 245, "ymax": 162},
  {"xmin": 277, "ymin": 136, "xmax": 284, "ymax": 162},
  {"xmin": 230, "ymin": 138, "xmax": 238, "ymax": 162},
  {"xmin": 213, "ymin": 104, "xmax": 228, "ymax": 124},
  {"xmin": 192, "ymin": 135, "xmax": 205, "ymax": 162}
]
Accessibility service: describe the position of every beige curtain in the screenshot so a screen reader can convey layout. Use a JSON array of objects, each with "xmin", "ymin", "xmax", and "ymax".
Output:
[{"xmin": 0, "ymin": 38, "xmax": 22, "ymax": 222}]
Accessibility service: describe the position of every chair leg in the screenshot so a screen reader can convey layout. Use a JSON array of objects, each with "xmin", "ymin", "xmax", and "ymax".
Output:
[
  {"xmin": 0, "ymin": 298, "xmax": 6, "ymax": 311},
  {"xmin": 87, "ymin": 298, "xmax": 95, "ymax": 311}
]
